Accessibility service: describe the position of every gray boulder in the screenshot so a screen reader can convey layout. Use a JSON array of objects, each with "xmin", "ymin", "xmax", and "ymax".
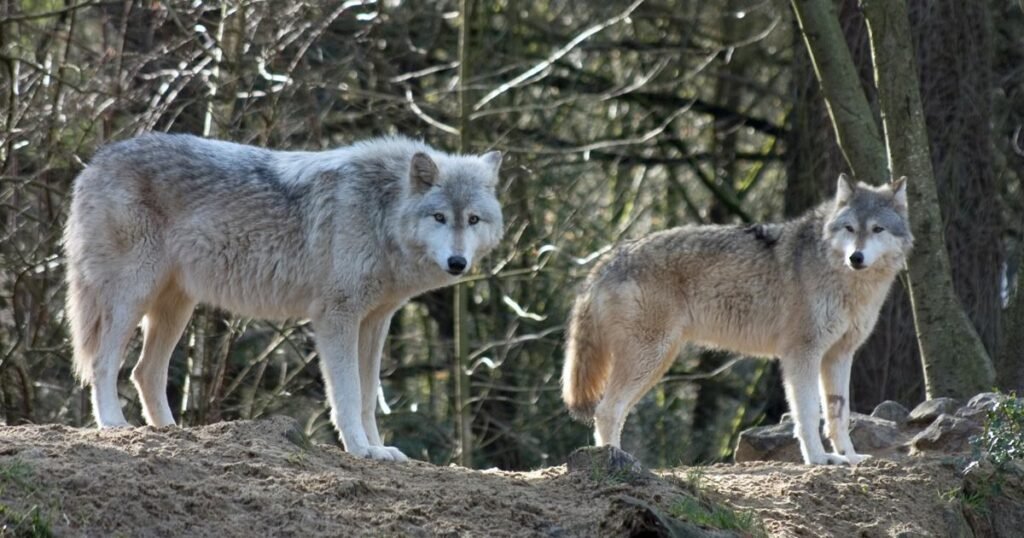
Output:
[
  {"xmin": 871, "ymin": 400, "xmax": 910, "ymax": 424},
  {"xmin": 566, "ymin": 445, "xmax": 652, "ymax": 481},
  {"xmin": 908, "ymin": 397, "xmax": 961, "ymax": 425},
  {"xmin": 734, "ymin": 422, "xmax": 802, "ymax": 463},
  {"xmin": 956, "ymin": 392, "xmax": 1008, "ymax": 422},
  {"xmin": 734, "ymin": 413, "xmax": 903, "ymax": 463},
  {"xmin": 849, "ymin": 414, "xmax": 904, "ymax": 451},
  {"xmin": 910, "ymin": 413, "xmax": 982, "ymax": 454}
]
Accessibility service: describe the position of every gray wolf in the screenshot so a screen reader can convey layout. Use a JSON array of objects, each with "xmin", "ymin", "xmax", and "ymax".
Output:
[
  {"xmin": 65, "ymin": 133, "xmax": 503, "ymax": 461},
  {"xmin": 562, "ymin": 175, "xmax": 911, "ymax": 465}
]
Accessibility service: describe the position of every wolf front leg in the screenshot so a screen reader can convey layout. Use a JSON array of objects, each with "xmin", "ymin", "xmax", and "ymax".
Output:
[
  {"xmin": 781, "ymin": 351, "xmax": 850, "ymax": 465},
  {"xmin": 357, "ymin": 308, "xmax": 407, "ymax": 461},
  {"xmin": 314, "ymin": 314, "xmax": 406, "ymax": 461},
  {"xmin": 820, "ymin": 349, "xmax": 870, "ymax": 464}
]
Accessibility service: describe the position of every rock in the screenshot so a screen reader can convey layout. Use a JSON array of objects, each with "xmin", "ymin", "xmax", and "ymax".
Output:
[
  {"xmin": 908, "ymin": 398, "xmax": 961, "ymax": 425},
  {"xmin": 939, "ymin": 504, "xmax": 976, "ymax": 538},
  {"xmin": 956, "ymin": 392, "xmax": 1009, "ymax": 422},
  {"xmin": 954, "ymin": 389, "xmax": 1011, "ymax": 424},
  {"xmin": 600, "ymin": 495, "xmax": 737, "ymax": 538},
  {"xmin": 848, "ymin": 414, "xmax": 904, "ymax": 451},
  {"xmin": 871, "ymin": 400, "xmax": 910, "ymax": 424},
  {"xmin": 962, "ymin": 459, "xmax": 1024, "ymax": 538},
  {"xmin": 965, "ymin": 392, "xmax": 1007, "ymax": 412},
  {"xmin": 566, "ymin": 446, "xmax": 652, "ymax": 481},
  {"xmin": 735, "ymin": 413, "xmax": 904, "ymax": 463},
  {"xmin": 734, "ymin": 422, "xmax": 802, "ymax": 463},
  {"xmin": 955, "ymin": 406, "xmax": 989, "ymax": 423},
  {"xmin": 910, "ymin": 414, "xmax": 982, "ymax": 454}
]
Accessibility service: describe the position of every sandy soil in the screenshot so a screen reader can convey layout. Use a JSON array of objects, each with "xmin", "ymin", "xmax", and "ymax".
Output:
[
  {"xmin": 687, "ymin": 460, "xmax": 965, "ymax": 537},
  {"xmin": 0, "ymin": 416, "xmax": 979, "ymax": 537}
]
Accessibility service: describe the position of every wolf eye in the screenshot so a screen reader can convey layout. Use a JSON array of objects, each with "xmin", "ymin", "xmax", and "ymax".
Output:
[
  {"xmin": 844, "ymin": 225, "xmax": 855, "ymax": 233},
  {"xmin": 468, "ymin": 215, "xmax": 480, "ymax": 225},
  {"xmin": 872, "ymin": 225, "xmax": 885, "ymax": 233},
  {"xmin": 433, "ymin": 213, "xmax": 446, "ymax": 224}
]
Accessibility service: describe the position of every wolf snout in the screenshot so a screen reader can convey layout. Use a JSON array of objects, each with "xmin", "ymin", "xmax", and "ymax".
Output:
[
  {"xmin": 848, "ymin": 251, "xmax": 866, "ymax": 269},
  {"xmin": 447, "ymin": 255, "xmax": 468, "ymax": 275}
]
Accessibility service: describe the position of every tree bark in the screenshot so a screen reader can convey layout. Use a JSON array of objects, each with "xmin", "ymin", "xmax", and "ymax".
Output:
[
  {"xmin": 992, "ymin": 0, "xmax": 1024, "ymax": 394},
  {"xmin": 790, "ymin": 0, "xmax": 887, "ymax": 183},
  {"xmin": 791, "ymin": 0, "xmax": 995, "ymax": 399},
  {"xmin": 861, "ymin": 0, "xmax": 995, "ymax": 398},
  {"xmin": 786, "ymin": 2, "xmax": 924, "ymax": 411},
  {"xmin": 999, "ymin": 277, "xmax": 1024, "ymax": 392},
  {"xmin": 453, "ymin": 0, "xmax": 475, "ymax": 468},
  {"xmin": 909, "ymin": 1, "xmax": 1003, "ymax": 359}
]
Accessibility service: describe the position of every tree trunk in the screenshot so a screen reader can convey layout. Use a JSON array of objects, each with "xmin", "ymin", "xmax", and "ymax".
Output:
[
  {"xmin": 909, "ymin": 1, "xmax": 1003, "ymax": 360},
  {"xmin": 786, "ymin": 1, "xmax": 924, "ymax": 411},
  {"xmin": 999, "ymin": 279, "xmax": 1024, "ymax": 393},
  {"xmin": 791, "ymin": 0, "xmax": 995, "ymax": 399},
  {"xmin": 861, "ymin": 0, "xmax": 995, "ymax": 398},
  {"xmin": 790, "ymin": 0, "xmax": 887, "ymax": 183},
  {"xmin": 992, "ymin": 0, "xmax": 1024, "ymax": 393},
  {"xmin": 453, "ymin": 0, "xmax": 475, "ymax": 468}
]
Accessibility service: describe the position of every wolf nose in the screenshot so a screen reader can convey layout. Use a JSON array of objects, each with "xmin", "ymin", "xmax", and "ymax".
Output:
[
  {"xmin": 447, "ymin": 256, "xmax": 467, "ymax": 275},
  {"xmin": 849, "ymin": 251, "xmax": 865, "ymax": 269}
]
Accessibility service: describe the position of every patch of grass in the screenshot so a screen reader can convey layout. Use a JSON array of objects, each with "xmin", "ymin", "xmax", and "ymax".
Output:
[
  {"xmin": 588, "ymin": 465, "xmax": 635, "ymax": 485},
  {"xmin": 940, "ymin": 486, "xmax": 988, "ymax": 513},
  {"xmin": 0, "ymin": 460, "xmax": 59, "ymax": 537},
  {"xmin": 668, "ymin": 466, "xmax": 766, "ymax": 537},
  {"xmin": 0, "ymin": 504, "xmax": 53, "ymax": 538},
  {"xmin": 669, "ymin": 495, "xmax": 766, "ymax": 537},
  {"xmin": 0, "ymin": 460, "xmax": 33, "ymax": 492},
  {"xmin": 285, "ymin": 450, "xmax": 309, "ymax": 467},
  {"xmin": 283, "ymin": 426, "xmax": 314, "ymax": 452},
  {"xmin": 684, "ymin": 466, "xmax": 707, "ymax": 490}
]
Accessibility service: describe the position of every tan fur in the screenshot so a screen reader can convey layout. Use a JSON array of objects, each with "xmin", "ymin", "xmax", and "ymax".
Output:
[
  {"xmin": 563, "ymin": 177, "xmax": 913, "ymax": 465},
  {"xmin": 66, "ymin": 268, "xmax": 103, "ymax": 384},
  {"xmin": 561, "ymin": 281, "xmax": 610, "ymax": 421}
]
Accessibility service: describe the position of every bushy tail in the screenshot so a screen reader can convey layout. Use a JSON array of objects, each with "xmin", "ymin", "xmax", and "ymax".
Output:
[
  {"xmin": 66, "ymin": 268, "xmax": 104, "ymax": 386},
  {"xmin": 562, "ymin": 290, "xmax": 611, "ymax": 423}
]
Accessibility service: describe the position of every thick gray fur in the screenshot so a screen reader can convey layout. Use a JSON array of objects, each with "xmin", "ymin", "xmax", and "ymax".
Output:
[{"xmin": 65, "ymin": 133, "xmax": 504, "ymax": 461}]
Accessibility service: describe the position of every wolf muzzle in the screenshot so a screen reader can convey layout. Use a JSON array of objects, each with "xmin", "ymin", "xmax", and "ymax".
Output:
[{"xmin": 447, "ymin": 255, "xmax": 467, "ymax": 275}]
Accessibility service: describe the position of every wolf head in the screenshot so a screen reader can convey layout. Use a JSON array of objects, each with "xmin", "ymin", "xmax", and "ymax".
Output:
[
  {"xmin": 400, "ymin": 150, "xmax": 504, "ymax": 277},
  {"xmin": 824, "ymin": 174, "xmax": 913, "ymax": 273}
]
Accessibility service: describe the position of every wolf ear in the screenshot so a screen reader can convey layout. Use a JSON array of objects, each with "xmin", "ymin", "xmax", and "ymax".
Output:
[
  {"xmin": 481, "ymin": 150, "xmax": 502, "ymax": 177},
  {"xmin": 410, "ymin": 152, "xmax": 439, "ymax": 193},
  {"xmin": 836, "ymin": 173, "xmax": 854, "ymax": 205},
  {"xmin": 891, "ymin": 176, "xmax": 908, "ymax": 210}
]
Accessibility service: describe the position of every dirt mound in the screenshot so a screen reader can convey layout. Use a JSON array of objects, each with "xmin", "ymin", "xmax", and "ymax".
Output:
[{"xmin": 0, "ymin": 417, "xmax": 1010, "ymax": 537}]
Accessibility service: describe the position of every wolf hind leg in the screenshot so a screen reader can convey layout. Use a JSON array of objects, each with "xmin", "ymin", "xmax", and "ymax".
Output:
[
  {"xmin": 820, "ymin": 349, "xmax": 869, "ymax": 464},
  {"xmin": 90, "ymin": 293, "xmax": 148, "ymax": 428},
  {"xmin": 132, "ymin": 283, "xmax": 195, "ymax": 428},
  {"xmin": 594, "ymin": 326, "xmax": 682, "ymax": 449}
]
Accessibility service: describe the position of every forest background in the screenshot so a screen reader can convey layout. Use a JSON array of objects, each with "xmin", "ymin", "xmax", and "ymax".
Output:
[{"xmin": 1, "ymin": 0, "xmax": 1022, "ymax": 470}]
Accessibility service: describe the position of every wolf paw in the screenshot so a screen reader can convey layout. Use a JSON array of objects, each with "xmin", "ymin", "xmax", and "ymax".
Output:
[
  {"xmin": 844, "ymin": 453, "xmax": 871, "ymax": 465},
  {"xmin": 806, "ymin": 452, "xmax": 851, "ymax": 466},
  {"xmin": 97, "ymin": 420, "xmax": 132, "ymax": 429},
  {"xmin": 351, "ymin": 445, "xmax": 409, "ymax": 462}
]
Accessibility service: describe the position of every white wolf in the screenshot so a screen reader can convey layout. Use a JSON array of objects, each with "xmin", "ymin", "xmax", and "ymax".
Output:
[
  {"xmin": 562, "ymin": 176, "xmax": 912, "ymax": 465},
  {"xmin": 65, "ymin": 133, "xmax": 503, "ymax": 461}
]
